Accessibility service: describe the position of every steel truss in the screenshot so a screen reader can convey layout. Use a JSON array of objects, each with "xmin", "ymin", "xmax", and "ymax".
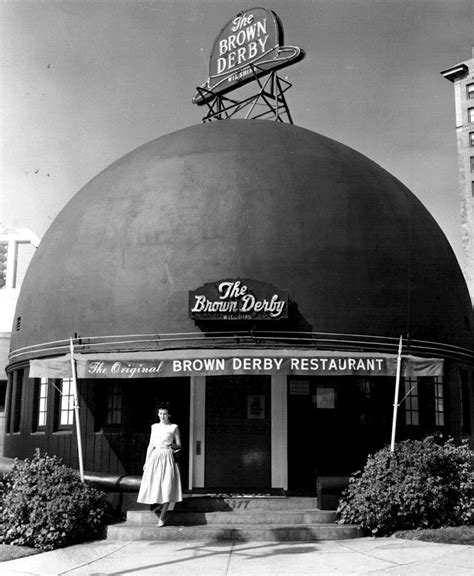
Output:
[{"xmin": 195, "ymin": 66, "xmax": 294, "ymax": 124}]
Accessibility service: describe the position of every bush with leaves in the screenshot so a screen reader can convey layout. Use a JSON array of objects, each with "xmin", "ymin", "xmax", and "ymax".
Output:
[
  {"xmin": 337, "ymin": 436, "xmax": 474, "ymax": 536},
  {"xmin": 0, "ymin": 450, "xmax": 109, "ymax": 550}
]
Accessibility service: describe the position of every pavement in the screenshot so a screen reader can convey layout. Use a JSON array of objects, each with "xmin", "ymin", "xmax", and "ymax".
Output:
[{"xmin": 0, "ymin": 537, "xmax": 472, "ymax": 576}]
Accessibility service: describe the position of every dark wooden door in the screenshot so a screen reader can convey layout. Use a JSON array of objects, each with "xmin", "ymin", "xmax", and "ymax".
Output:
[{"xmin": 205, "ymin": 376, "xmax": 271, "ymax": 489}]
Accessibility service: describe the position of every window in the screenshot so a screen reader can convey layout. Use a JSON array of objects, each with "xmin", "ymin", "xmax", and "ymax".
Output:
[
  {"xmin": 96, "ymin": 381, "xmax": 123, "ymax": 430},
  {"xmin": 104, "ymin": 381, "xmax": 122, "ymax": 427},
  {"xmin": 34, "ymin": 378, "xmax": 49, "ymax": 431},
  {"xmin": 469, "ymin": 108, "xmax": 474, "ymax": 123},
  {"xmin": 471, "ymin": 157, "xmax": 474, "ymax": 173},
  {"xmin": 56, "ymin": 378, "xmax": 75, "ymax": 428},
  {"xmin": 404, "ymin": 378, "xmax": 419, "ymax": 426},
  {"xmin": 472, "ymin": 181, "xmax": 474, "ymax": 198},
  {"xmin": 434, "ymin": 380, "xmax": 444, "ymax": 426},
  {"xmin": 467, "ymin": 83, "xmax": 474, "ymax": 99},
  {"xmin": 470, "ymin": 132, "xmax": 474, "ymax": 147},
  {"xmin": 11, "ymin": 370, "xmax": 24, "ymax": 432},
  {"xmin": 5, "ymin": 373, "xmax": 13, "ymax": 433}
]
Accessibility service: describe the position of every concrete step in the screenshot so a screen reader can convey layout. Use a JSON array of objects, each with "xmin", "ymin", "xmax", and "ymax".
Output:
[
  {"xmin": 107, "ymin": 522, "xmax": 364, "ymax": 542},
  {"xmin": 175, "ymin": 495, "xmax": 319, "ymax": 511},
  {"xmin": 127, "ymin": 509, "xmax": 337, "ymax": 526}
]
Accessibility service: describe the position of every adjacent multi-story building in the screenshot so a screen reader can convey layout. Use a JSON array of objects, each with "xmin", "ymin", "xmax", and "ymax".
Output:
[
  {"xmin": 442, "ymin": 49, "xmax": 474, "ymax": 306},
  {"xmin": 0, "ymin": 227, "xmax": 39, "ymax": 454}
]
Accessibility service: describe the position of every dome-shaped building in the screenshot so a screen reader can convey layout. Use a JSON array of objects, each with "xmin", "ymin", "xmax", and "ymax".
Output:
[{"xmin": 5, "ymin": 120, "xmax": 474, "ymax": 493}]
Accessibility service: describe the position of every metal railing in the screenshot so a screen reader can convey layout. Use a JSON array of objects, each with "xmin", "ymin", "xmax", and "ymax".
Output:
[{"xmin": 8, "ymin": 330, "xmax": 474, "ymax": 365}]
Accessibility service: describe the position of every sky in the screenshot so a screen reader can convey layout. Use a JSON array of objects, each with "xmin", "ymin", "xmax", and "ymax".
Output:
[{"xmin": 1, "ymin": 0, "xmax": 473, "ymax": 266}]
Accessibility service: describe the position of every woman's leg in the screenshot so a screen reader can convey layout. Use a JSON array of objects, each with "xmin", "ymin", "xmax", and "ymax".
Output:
[{"xmin": 158, "ymin": 502, "xmax": 170, "ymax": 526}]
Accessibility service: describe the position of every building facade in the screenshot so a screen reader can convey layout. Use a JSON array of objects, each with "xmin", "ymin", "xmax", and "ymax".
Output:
[
  {"xmin": 4, "ymin": 121, "xmax": 473, "ymax": 493},
  {"xmin": 442, "ymin": 49, "xmax": 474, "ymax": 305}
]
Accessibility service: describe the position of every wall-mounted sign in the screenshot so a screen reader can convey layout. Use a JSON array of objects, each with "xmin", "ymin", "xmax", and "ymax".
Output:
[
  {"xmin": 289, "ymin": 380, "xmax": 310, "ymax": 395},
  {"xmin": 85, "ymin": 355, "xmax": 388, "ymax": 379},
  {"xmin": 192, "ymin": 7, "xmax": 305, "ymax": 104},
  {"xmin": 189, "ymin": 278, "xmax": 288, "ymax": 321},
  {"xmin": 30, "ymin": 351, "xmax": 445, "ymax": 380}
]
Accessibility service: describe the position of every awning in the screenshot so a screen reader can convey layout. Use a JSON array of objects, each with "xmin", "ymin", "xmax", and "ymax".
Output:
[{"xmin": 29, "ymin": 349, "xmax": 444, "ymax": 379}]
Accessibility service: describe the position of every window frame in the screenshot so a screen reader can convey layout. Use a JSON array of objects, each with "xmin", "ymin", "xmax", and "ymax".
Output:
[
  {"xmin": 104, "ymin": 381, "xmax": 123, "ymax": 428},
  {"xmin": 54, "ymin": 378, "xmax": 75, "ymax": 431},
  {"xmin": 404, "ymin": 378, "xmax": 419, "ymax": 426},
  {"xmin": 11, "ymin": 369, "xmax": 24, "ymax": 433},
  {"xmin": 96, "ymin": 380, "xmax": 123, "ymax": 431},
  {"xmin": 33, "ymin": 378, "xmax": 49, "ymax": 432},
  {"xmin": 434, "ymin": 379, "xmax": 445, "ymax": 427}
]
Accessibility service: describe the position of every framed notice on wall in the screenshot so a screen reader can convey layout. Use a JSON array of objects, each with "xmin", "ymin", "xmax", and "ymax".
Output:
[
  {"xmin": 247, "ymin": 395, "xmax": 265, "ymax": 419},
  {"xmin": 317, "ymin": 387, "xmax": 335, "ymax": 409}
]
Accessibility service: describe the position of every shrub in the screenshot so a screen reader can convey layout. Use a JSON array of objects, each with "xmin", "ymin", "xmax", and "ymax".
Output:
[
  {"xmin": 0, "ymin": 450, "xmax": 109, "ymax": 550},
  {"xmin": 337, "ymin": 436, "xmax": 474, "ymax": 536}
]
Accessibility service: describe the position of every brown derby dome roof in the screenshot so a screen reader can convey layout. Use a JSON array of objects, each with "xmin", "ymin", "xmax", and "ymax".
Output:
[{"xmin": 10, "ymin": 120, "xmax": 473, "ymax": 360}]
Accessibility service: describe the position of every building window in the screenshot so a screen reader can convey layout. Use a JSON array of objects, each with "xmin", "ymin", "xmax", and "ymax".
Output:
[
  {"xmin": 5, "ymin": 373, "xmax": 13, "ymax": 433},
  {"xmin": 404, "ymin": 378, "xmax": 419, "ymax": 426},
  {"xmin": 12, "ymin": 370, "xmax": 24, "ymax": 432},
  {"xmin": 33, "ymin": 378, "xmax": 49, "ymax": 431},
  {"xmin": 104, "ymin": 381, "xmax": 123, "ymax": 427},
  {"xmin": 469, "ymin": 108, "xmax": 474, "ymax": 123},
  {"xmin": 434, "ymin": 379, "xmax": 444, "ymax": 426},
  {"xmin": 471, "ymin": 157, "xmax": 474, "ymax": 172},
  {"xmin": 467, "ymin": 83, "xmax": 474, "ymax": 99},
  {"xmin": 96, "ymin": 381, "xmax": 123, "ymax": 430},
  {"xmin": 471, "ymin": 181, "xmax": 474, "ymax": 197},
  {"xmin": 56, "ymin": 378, "xmax": 75, "ymax": 429},
  {"xmin": 470, "ymin": 132, "xmax": 474, "ymax": 147}
]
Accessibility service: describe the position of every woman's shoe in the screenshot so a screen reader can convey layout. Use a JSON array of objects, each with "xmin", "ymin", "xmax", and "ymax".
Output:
[{"xmin": 157, "ymin": 518, "xmax": 165, "ymax": 527}]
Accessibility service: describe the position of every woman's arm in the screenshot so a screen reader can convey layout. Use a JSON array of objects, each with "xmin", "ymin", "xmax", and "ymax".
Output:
[
  {"xmin": 143, "ymin": 427, "xmax": 155, "ymax": 468},
  {"xmin": 172, "ymin": 426, "xmax": 182, "ymax": 452}
]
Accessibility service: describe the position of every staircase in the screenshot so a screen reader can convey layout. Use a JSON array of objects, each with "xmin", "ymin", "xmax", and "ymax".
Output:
[{"xmin": 106, "ymin": 495, "xmax": 364, "ymax": 542}]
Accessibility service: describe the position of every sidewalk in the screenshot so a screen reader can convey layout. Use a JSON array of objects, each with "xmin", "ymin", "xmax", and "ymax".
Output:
[{"xmin": 0, "ymin": 537, "xmax": 472, "ymax": 576}]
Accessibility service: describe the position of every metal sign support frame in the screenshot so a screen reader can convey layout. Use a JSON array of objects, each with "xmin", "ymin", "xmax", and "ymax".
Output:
[{"xmin": 196, "ymin": 65, "xmax": 294, "ymax": 124}]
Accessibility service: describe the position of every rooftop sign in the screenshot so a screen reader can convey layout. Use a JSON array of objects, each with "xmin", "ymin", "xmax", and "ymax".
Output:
[{"xmin": 192, "ymin": 7, "xmax": 305, "ymax": 105}]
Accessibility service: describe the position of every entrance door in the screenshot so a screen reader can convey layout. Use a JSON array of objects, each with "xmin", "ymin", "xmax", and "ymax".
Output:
[
  {"xmin": 127, "ymin": 377, "xmax": 190, "ymax": 482},
  {"xmin": 205, "ymin": 376, "xmax": 271, "ymax": 489}
]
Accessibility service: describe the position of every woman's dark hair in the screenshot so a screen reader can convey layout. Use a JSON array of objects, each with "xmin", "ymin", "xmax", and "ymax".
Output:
[{"xmin": 157, "ymin": 401, "xmax": 171, "ymax": 412}]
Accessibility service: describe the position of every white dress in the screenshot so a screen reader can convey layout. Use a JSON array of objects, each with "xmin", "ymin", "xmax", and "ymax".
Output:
[{"xmin": 137, "ymin": 423, "xmax": 183, "ymax": 505}]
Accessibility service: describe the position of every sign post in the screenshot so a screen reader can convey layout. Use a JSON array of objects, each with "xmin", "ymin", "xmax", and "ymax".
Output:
[
  {"xmin": 390, "ymin": 335, "xmax": 403, "ymax": 452},
  {"xmin": 70, "ymin": 338, "xmax": 85, "ymax": 482}
]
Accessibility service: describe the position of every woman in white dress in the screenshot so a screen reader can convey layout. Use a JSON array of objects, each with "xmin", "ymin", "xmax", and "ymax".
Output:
[{"xmin": 137, "ymin": 403, "xmax": 183, "ymax": 526}]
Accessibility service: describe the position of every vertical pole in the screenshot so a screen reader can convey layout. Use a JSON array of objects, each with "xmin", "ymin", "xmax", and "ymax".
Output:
[
  {"xmin": 390, "ymin": 335, "xmax": 403, "ymax": 452},
  {"xmin": 70, "ymin": 338, "xmax": 85, "ymax": 482}
]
